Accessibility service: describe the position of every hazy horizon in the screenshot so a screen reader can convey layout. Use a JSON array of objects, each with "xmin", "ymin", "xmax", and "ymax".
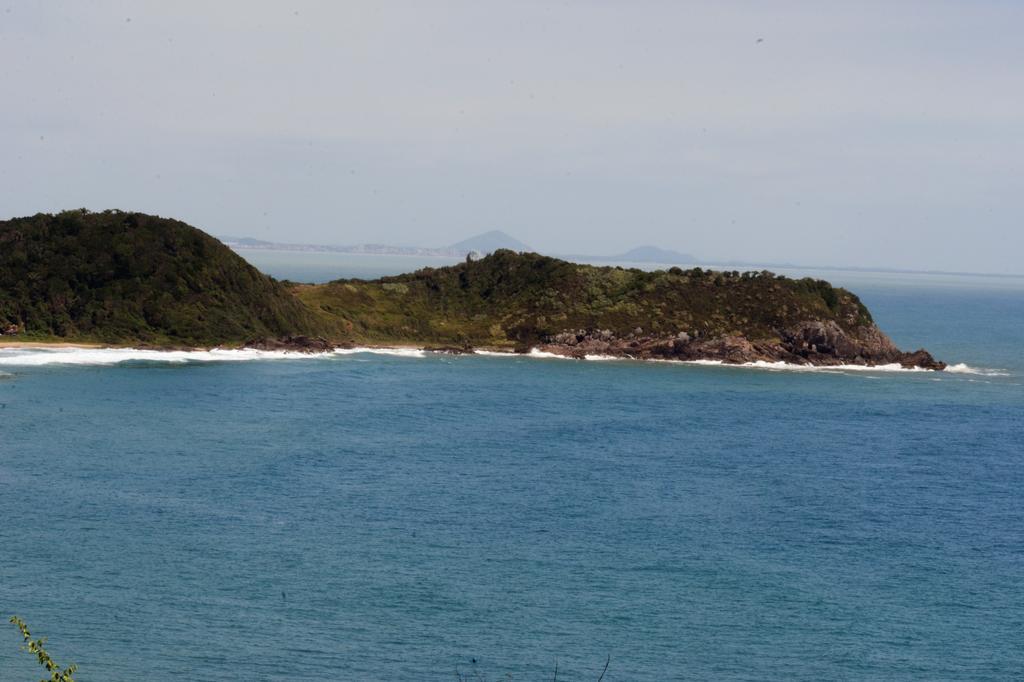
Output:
[{"xmin": 3, "ymin": 2, "xmax": 1022, "ymax": 274}]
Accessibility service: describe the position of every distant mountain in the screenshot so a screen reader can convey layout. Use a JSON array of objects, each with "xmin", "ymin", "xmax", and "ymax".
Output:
[
  {"xmin": 608, "ymin": 245, "xmax": 698, "ymax": 264},
  {"xmin": 220, "ymin": 236, "xmax": 460, "ymax": 258},
  {"xmin": 220, "ymin": 230, "xmax": 531, "ymax": 258},
  {"xmin": 450, "ymin": 230, "xmax": 531, "ymax": 254},
  {"xmin": 221, "ymin": 232, "xmax": 696, "ymax": 266},
  {"xmin": 221, "ymin": 236, "xmax": 277, "ymax": 248}
]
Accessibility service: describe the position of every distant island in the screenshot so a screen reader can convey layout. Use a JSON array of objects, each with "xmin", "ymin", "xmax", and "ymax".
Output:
[
  {"xmin": 0, "ymin": 210, "xmax": 945, "ymax": 369},
  {"xmin": 223, "ymin": 230, "xmax": 1024, "ymax": 280},
  {"xmin": 449, "ymin": 230, "xmax": 532, "ymax": 255},
  {"xmin": 218, "ymin": 229, "xmax": 532, "ymax": 260},
  {"xmin": 220, "ymin": 230, "xmax": 697, "ymax": 266}
]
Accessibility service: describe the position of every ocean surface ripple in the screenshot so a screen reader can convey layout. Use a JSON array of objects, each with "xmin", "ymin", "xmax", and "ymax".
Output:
[{"xmin": 1, "ymin": 277, "xmax": 1021, "ymax": 680}]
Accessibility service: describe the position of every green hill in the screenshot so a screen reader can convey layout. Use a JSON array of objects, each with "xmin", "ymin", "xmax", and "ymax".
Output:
[
  {"xmin": 0, "ymin": 210, "xmax": 942, "ymax": 368},
  {"xmin": 296, "ymin": 250, "xmax": 942, "ymax": 368},
  {"xmin": 299, "ymin": 251, "xmax": 871, "ymax": 347},
  {"xmin": 0, "ymin": 209, "xmax": 326, "ymax": 346}
]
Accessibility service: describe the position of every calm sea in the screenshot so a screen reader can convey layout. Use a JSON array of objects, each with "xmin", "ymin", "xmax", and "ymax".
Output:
[{"xmin": 1, "ymin": 253, "xmax": 1021, "ymax": 680}]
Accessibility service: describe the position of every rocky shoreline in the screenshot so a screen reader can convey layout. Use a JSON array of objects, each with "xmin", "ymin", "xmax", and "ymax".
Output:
[
  {"xmin": 531, "ymin": 320, "xmax": 946, "ymax": 370},
  {"xmin": 2, "ymin": 326, "xmax": 946, "ymax": 371},
  {"xmin": 243, "ymin": 323, "xmax": 947, "ymax": 370}
]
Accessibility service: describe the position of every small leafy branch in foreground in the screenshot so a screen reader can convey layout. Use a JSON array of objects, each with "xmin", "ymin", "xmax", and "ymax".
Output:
[{"xmin": 9, "ymin": 616, "xmax": 78, "ymax": 682}]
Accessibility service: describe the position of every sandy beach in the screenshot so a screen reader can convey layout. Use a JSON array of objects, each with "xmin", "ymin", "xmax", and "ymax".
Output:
[{"xmin": 0, "ymin": 340, "xmax": 105, "ymax": 349}]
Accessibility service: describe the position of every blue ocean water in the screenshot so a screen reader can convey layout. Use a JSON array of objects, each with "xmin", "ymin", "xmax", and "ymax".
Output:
[{"xmin": 1, "ymin": 266, "xmax": 1022, "ymax": 681}]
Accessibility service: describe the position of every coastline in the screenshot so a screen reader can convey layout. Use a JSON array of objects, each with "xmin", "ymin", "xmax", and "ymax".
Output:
[
  {"xmin": 0, "ymin": 211, "xmax": 949, "ymax": 375},
  {"xmin": 0, "ymin": 338, "xmax": 954, "ymax": 372},
  {"xmin": 3, "ymin": 340, "xmax": 1004, "ymax": 376},
  {"xmin": 0, "ymin": 340, "xmax": 106, "ymax": 349},
  {"xmin": 0, "ymin": 338, "xmax": 441, "ymax": 352}
]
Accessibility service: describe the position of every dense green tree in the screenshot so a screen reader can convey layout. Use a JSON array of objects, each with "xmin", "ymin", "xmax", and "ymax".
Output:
[{"xmin": 0, "ymin": 209, "xmax": 327, "ymax": 345}]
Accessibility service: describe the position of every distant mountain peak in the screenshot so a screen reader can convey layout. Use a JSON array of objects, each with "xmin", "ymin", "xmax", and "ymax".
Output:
[{"xmin": 450, "ymin": 230, "xmax": 531, "ymax": 254}]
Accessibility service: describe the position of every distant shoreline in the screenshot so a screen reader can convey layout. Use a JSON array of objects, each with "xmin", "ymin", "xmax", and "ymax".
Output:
[{"xmin": 229, "ymin": 245, "xmax": 1024, "ymax": 281}]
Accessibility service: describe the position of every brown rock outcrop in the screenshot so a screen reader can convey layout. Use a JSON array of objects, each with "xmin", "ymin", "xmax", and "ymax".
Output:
[
  {"xmin": 245, "ymin": 335, "xmax": 334, "ymax": 353},
  {"xmin": 533, "ymin": 321, "xmax": 946, "ymax": 370}
]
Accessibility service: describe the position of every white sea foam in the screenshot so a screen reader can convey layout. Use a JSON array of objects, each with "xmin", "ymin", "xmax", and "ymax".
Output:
[
  {"xmin": 521, "ymin": 348, "xmax": 1010, "ymax": 376},
  {"xmin": 472, "ymin": 349, "xmax": 517, "ymax": 357},
  {"xmin": 678, "ymin": 359, "xmax": 927, "ymax": 373},
  {"xmin": 944, "ymin": 363, "xmax": 1010, "ymax": 376},
  {"xmin": 0, "ymin": 347, "xmax": 318, "ymax": 366},
  {"xmin": 527, "ymin": 348, "xmax": 574, "ymax": 360},
  {"xmin": 671, "ymin": 359, "xmax": 975, "ymax": 374},
  {"xmin": 526, "ymin": 348, "xmax": 630, "ymax": 361},
  {"xmin": 521, "ymin": 350, "xmax": 921, "ymax": 372},
  {"xmin": 0, "ymin": 345, "xmax": 1008, "ymax": 377},
  {"xmin": 332, "ymin": 347, "xmax": 427, "ymax": 358},
  {"xmin": 674, "ymin": 359, "xmax": 1012, "ymax": 376},
  {"xmin": 0, "ymin": 346, "xmax": 431, "ymax": 367}
]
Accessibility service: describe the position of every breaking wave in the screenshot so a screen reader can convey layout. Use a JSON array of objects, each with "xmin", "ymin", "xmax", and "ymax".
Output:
[
  {"xmin": 678, "ymin": 359, "xmax": 930, "ymax": 373},
  {"xmin": 944, "ymin": 363, "xmax": 1011, "ymax": 377},
  {"xmin": 518, "ymin": 349, "xmax": 1009, "ymax": 376},
  {"xmin": 0, "ymin": 346, "xmax": 428, "ymax": 366},
  {"xmin": 332, "ymin": 347, "xmax": 427, "ymax": 359},
  {"xmin": 0, "ymin": 346, "xmax": 1009, "ymax": 377},
  {"xmin": 0, "ymin": 347, "xmax": 314, "ymax": 366},
  {"xmin": 652, "ymin": 358, "xmax": 1008, "ymax": 375},
  {"xmin": 526, "ymin": 349, "xmax": 573, "ymax": 360}
]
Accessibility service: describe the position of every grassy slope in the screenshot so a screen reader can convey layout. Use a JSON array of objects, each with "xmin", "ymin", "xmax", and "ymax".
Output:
[
  {"xmin": 0, "ymin": 210, "xmax": 329, "ymax": 346},
  {"xmin": 0, "ymin": 211, "xmax": 877, "ymax": 351},
  {"xmin": 296, "ymin": 250, "xmax": 874, "ymax": 349}
]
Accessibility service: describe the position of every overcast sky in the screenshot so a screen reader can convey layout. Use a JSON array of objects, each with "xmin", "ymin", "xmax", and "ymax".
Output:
[{"xmin": 2, "ymin": 1, "xmax": 1022, "ymax": 273}]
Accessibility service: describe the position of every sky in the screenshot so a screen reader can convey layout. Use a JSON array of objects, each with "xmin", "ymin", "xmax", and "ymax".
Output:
[{"xmin": 1, "ymin": 1, "xmax": 1022, "ymax": 273}]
